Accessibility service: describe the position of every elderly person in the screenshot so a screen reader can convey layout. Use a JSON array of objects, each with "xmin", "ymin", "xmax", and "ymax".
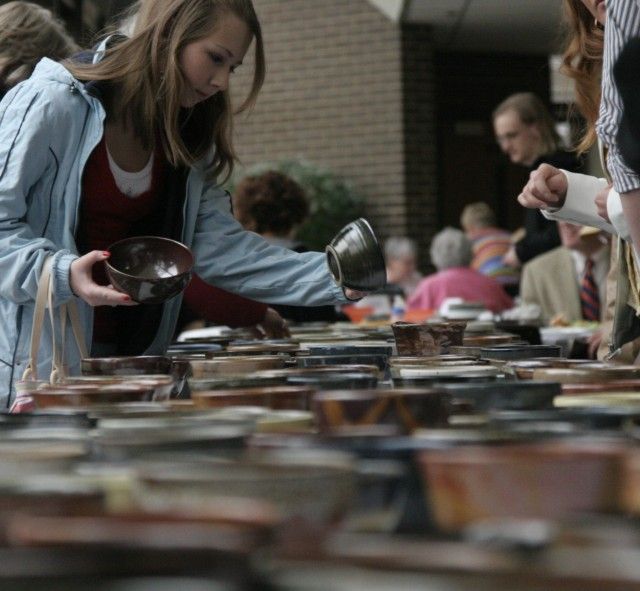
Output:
[
  {"xmin": 383, "ymin": 236, "xmax": 423, "ymax": 296},
  {"xmin": 460, "ymin": 201, "xmax": 520, "ymax": 296},
  {"xmin": 407, "ymin": 228, "xmax": 513, "ymax": 314}
]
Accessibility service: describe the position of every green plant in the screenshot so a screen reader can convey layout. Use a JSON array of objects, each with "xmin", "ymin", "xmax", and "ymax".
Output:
[{"xmin": 227, "ymin": 159, "xmax": 365, "ymax": 251}]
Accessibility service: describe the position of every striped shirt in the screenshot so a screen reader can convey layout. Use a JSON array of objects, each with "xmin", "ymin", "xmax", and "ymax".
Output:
[
  {"xmin": 467, "ymin": 227, "xmax": 519, "ymax": 286},
  {"xmin": 597, "ymin": 0, "xmax": 640, "ymax": 193}
]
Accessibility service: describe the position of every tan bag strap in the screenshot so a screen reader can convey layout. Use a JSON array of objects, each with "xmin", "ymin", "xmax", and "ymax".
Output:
[
  {"xmin": 22, "ymin": 256, "xmax": 88, "ymax": 384},
  {"xmin": 22, "ymin": 257, "xmax": 53, "ymax": 382}
]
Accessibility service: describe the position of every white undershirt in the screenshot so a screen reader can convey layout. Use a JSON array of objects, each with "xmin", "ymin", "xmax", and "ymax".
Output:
[{"xmin": 106, "ymin": 146, "xmax": 154, "ymax": 198}]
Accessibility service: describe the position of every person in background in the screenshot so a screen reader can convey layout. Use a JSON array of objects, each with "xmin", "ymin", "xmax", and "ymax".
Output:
[
  {"xmin": 232, "ymin": 170, "xmax": 347, "ymax": 323},
  {"xmin": 406, "ymin": 227, "xmax": 513, "ymax": 314},
  {"xmin": 352, "ymin": 236, "xmax": 423, "ymax": 317},
  {"xmin": 383, "ymin": 237, "xmax": 423, "ymax": 296},
  {"xmin": 460, "ymin": 201, "xmax": 520, "ymax": 296},
  {"xmin": 0, "ymin": 1, "xmax": 78, "ymax": 99},
  {"xmin": 515, "ymin": 0, "xmax": 640, "ymax": 362},
  {"xmin": 521, "ymin": 222, "xmax": 609, "ymax": 328},
  {"xmin": 493, "ymin": 92, "xmax": 582, "ymax": 268},
  {"xmin": 0, "ymin": 0, "xmax": 359, "ymax": 403}
]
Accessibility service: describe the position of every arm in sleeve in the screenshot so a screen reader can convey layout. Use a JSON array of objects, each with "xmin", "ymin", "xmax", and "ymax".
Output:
[
  {"xmin": 514, "ymin": 211, "xmax": 559, "ymax": 264},
  {"xmin": 0, "ymin": 86, "xmax": 76, "ymax": 306},
  {"xmin": 191, "ymin": 189, "xmax": 348, "ymax": 307},
  {"xmin": 598, "ymin": 0, "xmax": 640, "ymax": 193},
  {"xmin": 182, "ymin": 274, "xmax": 268, "ymax": 327}
]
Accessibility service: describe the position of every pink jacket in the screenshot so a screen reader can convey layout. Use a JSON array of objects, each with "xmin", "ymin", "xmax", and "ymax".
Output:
[{"xmin": 407, "ymin": 267, "xmax": 513, "ymax": 313}]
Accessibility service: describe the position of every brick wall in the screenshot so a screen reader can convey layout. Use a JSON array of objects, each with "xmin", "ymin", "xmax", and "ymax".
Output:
[
  {"xmin": 402, "ymin": 24, "xmax": 436, "ymax": 270},
  {"xmin": 232, "ymin": 0, "xmax": 429, "ymax": 247}
]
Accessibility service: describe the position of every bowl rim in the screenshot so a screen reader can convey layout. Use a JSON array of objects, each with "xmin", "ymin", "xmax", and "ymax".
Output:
[{"xmin": 105, "ymin": 235, "xmax": 194, "ymax": 280}]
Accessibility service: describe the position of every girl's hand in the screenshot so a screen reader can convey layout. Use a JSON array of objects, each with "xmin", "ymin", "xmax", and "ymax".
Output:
[
  {"xmin": 70, "ymin": 251, "xmax": 138, "ymax": 307},
  {"xmin": 595, "ymin": 184, "xmax": 612, "ymax": 222},
  {"xmin": 517, "ymin": 164, "xmax": 568, "ymax": 210},
  {"xmin": 256, "ymin": 307, "xmax": 290, "ymax": 339},
  {"xmin": 344, "ymin": 288, "xmax": 366, "ymax": 300}
]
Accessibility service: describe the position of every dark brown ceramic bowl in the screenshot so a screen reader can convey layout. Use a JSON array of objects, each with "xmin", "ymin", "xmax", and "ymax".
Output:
[
  {"xmin": 105, "ymin": 236, "xmax": 194, "ymax": 304},
  {"xmin": 31, "ymin": 384, "xmax": 155, "ymax": 409},
  {"xmin": 325, "ymin": 218, "xmax": 387, "ymax": 291},
  {"xmin": 392, "ymin": 321, "xmax": 467, "ymax": 356},
  {"xmin": 312, "ymin": 388, "xmax": 451, "ymax": 434},
  {"xmin": 192, "ymin": 385, "xmax": 315, "ymax": 411}
]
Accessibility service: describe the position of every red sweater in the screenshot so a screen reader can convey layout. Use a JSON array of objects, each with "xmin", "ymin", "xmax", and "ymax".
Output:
[{"xmin": 78, "ymin": 138, "xmax": 164, "ymax": 344}]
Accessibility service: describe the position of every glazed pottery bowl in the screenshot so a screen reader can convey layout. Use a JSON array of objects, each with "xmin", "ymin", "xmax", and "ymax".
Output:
[
  {"xmin": 419, "ymin": 440, "xmax": 625, "ymax": 532},
  {"xmin": 105, "ymin": 236, "xmax": 194, "ymax": 304},
  {"xmin": 64, "ymin": 374, "xmax": 174, "ymax": 401},
  {"xmin": 391, "ymin": 321, "xmax": 467, "ymax": 356},
  {"xmin": 192, "ymin": 385, "xmax": 315, "ymax": 411},
  {"xmin": 437, "ymin": 380, "xmax": 560, "ymax": 412},
  {"xmin": 30, "ymin": 383, "xmax": 155, "ymax": 409},
  {"xmin": 137, "ymin": 449, "xmax": 357, "ymax": 524},
  {"xmin": 81, "ymin": 355, "xmax": 172, "ymax": 376},
  {"xmin": 286, "ymin": 371, "xmax": 378, "ymax": 390},
  {"xmin": 325, "ymin": 218, "xmax": 387, "ymax": 291},
  {"xmin": 189, "ymin": 356, "xmax": 286, "ymax": 378},
  {"xmin": 312, "ymin": 388, "xmax": 451, "ymax": 434}
]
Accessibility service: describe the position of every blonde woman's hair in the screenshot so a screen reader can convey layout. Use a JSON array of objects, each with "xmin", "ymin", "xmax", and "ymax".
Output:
[
  {"xmin": 0, "ymin": 1, "xmax": 78, "ymax": 94},
  {"xmin": 66, "ymin": 0, "xmax": 265, "ymax": 183},
  {"xmin": 561, "ymin": 0, "xmax": 603, "ymax": 153},
  {"xmin": 492, "ymin": 92, "xmax": 561, "ymax": 157},
  {"xmin": 460, "ymin": 202, "xmax": 497, "ymax": 231}
]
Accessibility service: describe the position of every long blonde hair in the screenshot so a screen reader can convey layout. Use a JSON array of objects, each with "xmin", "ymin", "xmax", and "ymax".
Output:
[
  {"xmin": 492, "ymin": 92, "xmax": 561, "ymax": 157},
  {"xmin": 561, "ymin": 0, "xmax": 603, "ymax": 153},
  {"xmin": 66, "ymin": 0, "xmax": 265, "ymax": 182},
  {"xmin": 0, "ymin": 1, "xmax": 78, "ymax": 95}
]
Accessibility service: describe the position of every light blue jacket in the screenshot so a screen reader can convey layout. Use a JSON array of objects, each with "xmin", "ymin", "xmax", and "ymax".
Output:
[{"xmin": 0, "ymin": 58, "xmax": 347, "ymax": 405}]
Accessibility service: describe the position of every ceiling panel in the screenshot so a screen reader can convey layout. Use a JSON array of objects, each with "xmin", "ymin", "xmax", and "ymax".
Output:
[{"xmin": 404, "ymin": 0, "xmax": 565, "ymax": 55}]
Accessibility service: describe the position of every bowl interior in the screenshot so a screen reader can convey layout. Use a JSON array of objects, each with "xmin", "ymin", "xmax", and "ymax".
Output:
[{"xmin": 108, "ymin": 236, "xmax": 193, "ymax": 280}]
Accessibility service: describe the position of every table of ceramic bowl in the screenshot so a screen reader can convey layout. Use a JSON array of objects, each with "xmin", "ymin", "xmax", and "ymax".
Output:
[
  {"xmin": 136, "ymin": 450, "xmax": 358, "ymax": 525},
  {"xmin": 189, "ymin": 356, "xmax": 287, "ymax": 378},
  {"xmin": 479, "ymin": 345, "xmax": 562, "ymax": 361},
  {"xmin": 435, "ymin": 380, "xmax": 561, "ymax": 412},
  {"xmin": 312, "ymin": 388, "xmax": 451, "ymax": 435},
  {"xmin": 418, "ymin": 439, "xmax": 625, "ymax": 533},
  {"xmin": 391, "ymin": 321, "xmax": 467, "ymax": 356},
  {"xmin": 81, "ymin": 356, "xmax": 173, "ymax": 376}
]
